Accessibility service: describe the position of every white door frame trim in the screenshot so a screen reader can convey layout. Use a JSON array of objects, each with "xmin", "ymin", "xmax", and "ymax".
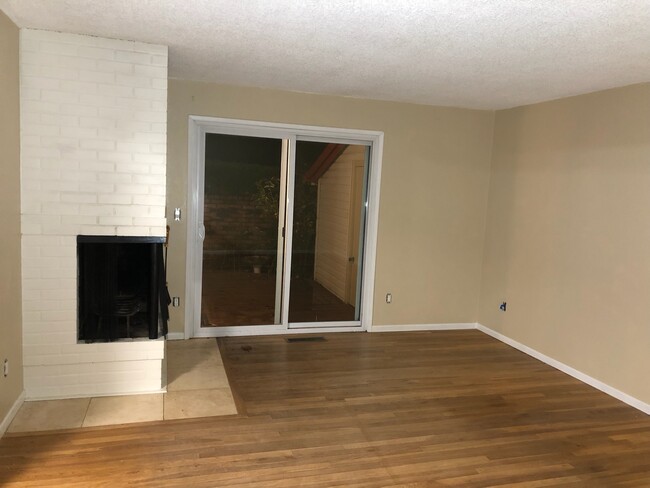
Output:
[{"xmin": 184, "ymin": 116, "xmax": 384, "ymax": 338}]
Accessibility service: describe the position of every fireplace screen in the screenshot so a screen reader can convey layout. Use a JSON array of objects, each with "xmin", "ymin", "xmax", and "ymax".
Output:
[{"xmin": 77, "ymin": 236, "xmax": 169, "ymax": 342}]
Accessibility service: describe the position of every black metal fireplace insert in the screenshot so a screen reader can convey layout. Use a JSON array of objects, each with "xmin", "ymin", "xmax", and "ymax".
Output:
[{"xmin": 77, "ymin": 235, "xmax": 169, "ymax": 342}]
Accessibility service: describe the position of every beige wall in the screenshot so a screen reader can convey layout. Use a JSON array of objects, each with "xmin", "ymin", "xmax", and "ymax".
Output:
[
  {"xmin": 0, "ymin": 10, "xmax": 24, "ymax": 425},
  {"xmin": 167, "ymin": 80, "xmax": 495, "ymax": 332},
  {"xmin": 479, "ymin": 83, "xmax": 650, "ymax": 404}
]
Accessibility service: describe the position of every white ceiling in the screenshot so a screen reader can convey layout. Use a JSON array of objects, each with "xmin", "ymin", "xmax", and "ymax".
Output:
[{"xmin": 2, "ymin": 0, "xmax": 649, "ymax": 109}]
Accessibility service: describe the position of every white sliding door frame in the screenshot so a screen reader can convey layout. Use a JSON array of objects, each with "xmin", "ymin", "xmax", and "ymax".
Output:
[
  {"xmin": 185, "ymin": 116, "xmax": 384, "ymax": 338},
  {"xmin": 274, "ymin": 139, "xmax": 290, "ymax": 325}
]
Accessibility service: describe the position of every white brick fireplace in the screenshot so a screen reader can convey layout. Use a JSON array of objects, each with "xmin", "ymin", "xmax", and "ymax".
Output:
[{"xmin": 19, "ymin": 29, "xmax": 168, "ymax": 399}]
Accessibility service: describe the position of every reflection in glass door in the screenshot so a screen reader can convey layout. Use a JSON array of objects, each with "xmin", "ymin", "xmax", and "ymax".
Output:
[
  {"xmin": 200, "ymin": 133, "xmax": 285, "ymax": 327},
  {"xmin": 288, "ymin": 141, "xmax": 369, "ymax": 325}
]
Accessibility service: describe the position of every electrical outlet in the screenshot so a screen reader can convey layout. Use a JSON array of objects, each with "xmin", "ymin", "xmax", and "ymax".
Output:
[
  {"xmin": 386, "ymin": 293, "xmax": 392, "ymax": 304},
  {"xmin": 172, "ymin": 297, "xmax": 180, "ymax": 307},
  {"xmin": 3, "ymin": 359, "xmax": 8, "ymax": 377}
]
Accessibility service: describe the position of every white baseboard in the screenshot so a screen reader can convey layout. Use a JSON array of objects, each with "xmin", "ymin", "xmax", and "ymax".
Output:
[
  {"xmin": 0, "ymin": 390, "xmax": 25, "ymax": 437},
  {"xmin": 371, "ymin": 323, "xmax": 476, "ymax": 333},
  {"xmin": 166, "ymin": 332, "xmax": 185, "ymax": 340},
  {"xmin": 476, "ymin": 323, "xmax": 650, "ymax": 416}
]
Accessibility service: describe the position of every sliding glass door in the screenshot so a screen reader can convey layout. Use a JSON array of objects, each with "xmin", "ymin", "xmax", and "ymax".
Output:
[
  {"xmin": 200, "ymin": 133, "xmax": 285, "ymax": 327},
  {"xmin": 287, "ymin": 141, "xmax": 369, "ymax": 326},
  {"xmin": 187, "ymin": 117, "xmax": 381, "ymax": 337}
]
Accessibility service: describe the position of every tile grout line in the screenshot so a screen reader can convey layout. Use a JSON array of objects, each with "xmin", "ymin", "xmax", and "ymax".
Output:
[
  {"xmin": 162, "ymin": 388, "xmax": 168, "ymax": 421},
  {"xmin": 80, "ymin": 397, "xmax": 94, "ymax": 428}
]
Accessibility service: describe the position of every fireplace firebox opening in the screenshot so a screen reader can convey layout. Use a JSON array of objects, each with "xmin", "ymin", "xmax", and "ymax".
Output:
[{"xmin": 77, "ymin": 236, "xmax": 169, "ymax": 343}]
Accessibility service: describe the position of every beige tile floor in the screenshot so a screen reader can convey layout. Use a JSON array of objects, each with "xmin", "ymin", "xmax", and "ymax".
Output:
[{"xmin": 8, "ymin": 338, "xmax": 237, "ymax": 433}]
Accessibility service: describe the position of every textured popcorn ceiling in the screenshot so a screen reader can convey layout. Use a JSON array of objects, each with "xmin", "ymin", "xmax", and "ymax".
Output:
[{"xmin": 2, "ymin": 0, "xmax": 649, "ymax": 109}]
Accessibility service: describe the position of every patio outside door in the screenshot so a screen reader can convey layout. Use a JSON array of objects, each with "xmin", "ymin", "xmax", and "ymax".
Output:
[{"xmin": 200, "ymin": 133, "xmax": 286, "ymax": 328}]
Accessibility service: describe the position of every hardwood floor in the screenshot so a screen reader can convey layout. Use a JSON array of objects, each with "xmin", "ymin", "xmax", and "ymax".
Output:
[{"xmin": 2, "ymin": 331, "xmax": 650, "ymax": 486}]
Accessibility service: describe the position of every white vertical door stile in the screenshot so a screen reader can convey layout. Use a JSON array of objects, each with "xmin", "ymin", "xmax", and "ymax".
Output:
[
  {"xmin": 281, "ymin": 135, "xmax": 297, "ymax": 327},
  {"xmin": 194, "ymin": 125, "xmax": 207, "ymax": 333},
  {"xmin": 354, "ymin": 147, "xmax": 372, "ymax": 318},
  {"xmin": 274, "ymin": 140, "xmax": 290, "ymax": 325}
]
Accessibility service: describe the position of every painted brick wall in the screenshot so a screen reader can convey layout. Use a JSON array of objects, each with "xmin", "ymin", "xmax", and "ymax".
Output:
[
  {"xmin": 203, "ymin": 194, "xmax": 276, "ymax": 254},
  {"xmin": 19, "ymin": 29, "xmax": 167, "ymax": 399}
]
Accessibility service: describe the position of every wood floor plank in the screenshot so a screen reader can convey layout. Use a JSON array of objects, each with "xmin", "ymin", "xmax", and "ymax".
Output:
[{"xmin": 1, "ymin": 330, "xmax": 650, "ymax": 486}]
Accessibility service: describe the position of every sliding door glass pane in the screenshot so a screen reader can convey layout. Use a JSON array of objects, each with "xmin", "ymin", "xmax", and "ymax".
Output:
[
  {"xmin": 201, "ymin": 134, "xmax": 283, "ymax": 327},
  {"xmin": 288, "ymin": 141, "xmax": 369, "ymax": 323}
]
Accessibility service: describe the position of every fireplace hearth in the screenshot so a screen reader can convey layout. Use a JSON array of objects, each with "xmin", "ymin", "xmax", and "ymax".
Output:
[{"xmin": 77, "ymin": 236, "xmax": 169, "ymax": 343}]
